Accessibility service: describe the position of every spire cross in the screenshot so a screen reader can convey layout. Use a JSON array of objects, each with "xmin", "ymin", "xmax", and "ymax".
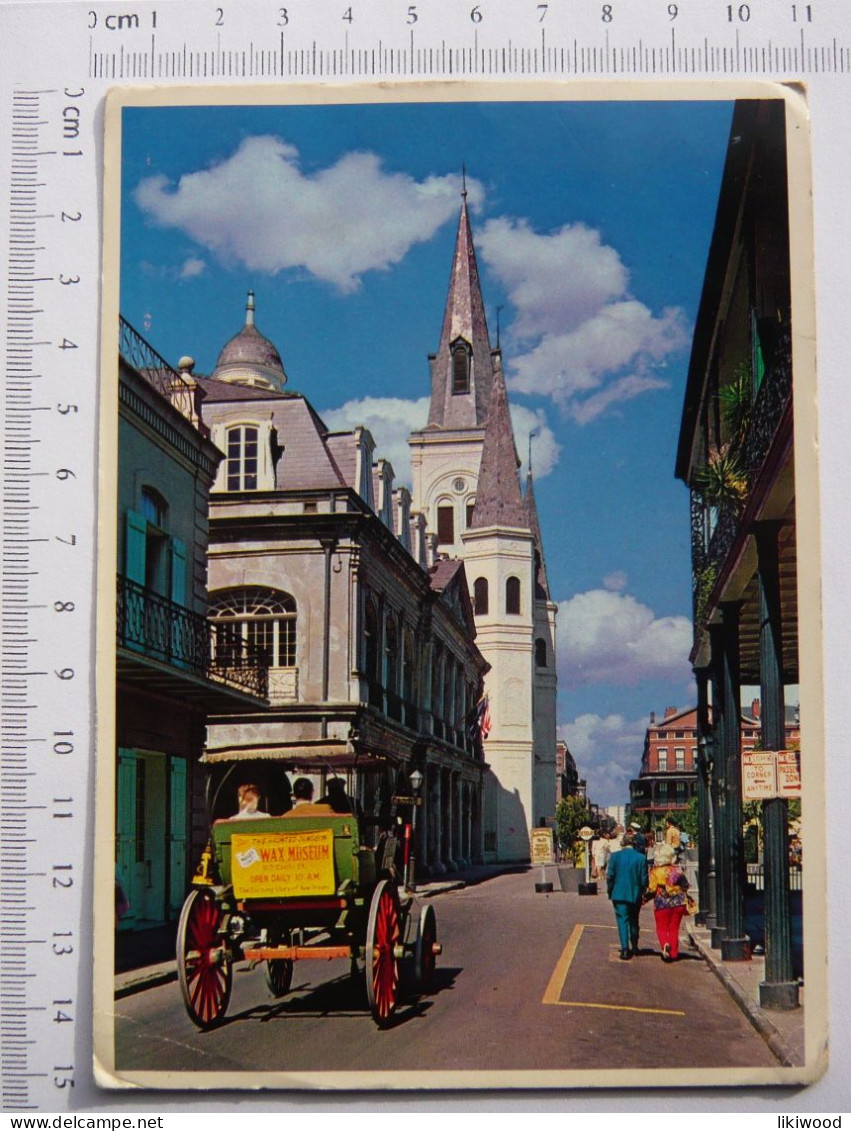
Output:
[
  {"xmin": 461, "ymin": 163, "xmax": 467, "ymax": 200},
  {"xmin": 528, "ymin": 426, "xmax": 541, "ymax": 474}
]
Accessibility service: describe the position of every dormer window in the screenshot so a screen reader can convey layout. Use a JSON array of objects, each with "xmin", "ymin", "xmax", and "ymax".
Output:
[
  {"xmin": 451, "ymin": 339, "xmax": 471, "ymax": 394},
  {"xmin": 226, "ymin": 425, "xmax": 259, "ymax": 491}
]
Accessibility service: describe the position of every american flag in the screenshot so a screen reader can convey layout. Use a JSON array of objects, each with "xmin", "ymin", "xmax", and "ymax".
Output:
[{"xmin": 476, "ymin": 696, "xmax": 491, "ymax": 740}]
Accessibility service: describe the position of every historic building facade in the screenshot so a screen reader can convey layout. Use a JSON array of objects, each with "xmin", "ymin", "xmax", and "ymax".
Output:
[
  {"xmin": 675, "ymin": 99, "xmax": 805, "ymax": 1008},
  {"xmin": 409, "ymin": 194, "xmax": 558, "ymax": 862},
  {"xmin": 115, "ymin": 318, "xmax": 268, "ymax": 940},
  {"xmin": 187, "ymin": 296, "xmax": 489, "ymax": 875}
]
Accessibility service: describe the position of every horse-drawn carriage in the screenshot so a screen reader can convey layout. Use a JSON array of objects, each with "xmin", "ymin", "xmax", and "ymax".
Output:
[{"xmin": 176, "ymin": 747, "xmax": 439, "ymax": 1029}]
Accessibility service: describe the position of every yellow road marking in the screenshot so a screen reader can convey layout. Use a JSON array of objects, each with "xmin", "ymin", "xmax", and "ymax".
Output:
[
  {"xmin": 542, "ymin": 923, "xmax": 686, "ymax": 1018},
  {"xmin": 554, "ymin": 1001, "xmax": 686, "ymax": 1016},
  {"xmin": 542, "ymin": 924, "xmax": 585, "ymax": 1005}
]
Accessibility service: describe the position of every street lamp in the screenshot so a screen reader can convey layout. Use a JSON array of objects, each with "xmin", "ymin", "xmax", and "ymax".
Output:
[{"xmin": 407, "ymin": 768, "xmax": 424, "ymax": 891}]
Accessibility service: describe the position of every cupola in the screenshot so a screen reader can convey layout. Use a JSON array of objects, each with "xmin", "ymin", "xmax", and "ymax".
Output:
[{"xmin": 211, "ymin": 292, "xmax": 288, "ymax": 392}]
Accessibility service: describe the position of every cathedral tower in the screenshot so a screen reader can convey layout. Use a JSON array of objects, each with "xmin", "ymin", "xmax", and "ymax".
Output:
[{"xmin": 409, "ymin": 194, "xmax": 558, "ymax": 862}]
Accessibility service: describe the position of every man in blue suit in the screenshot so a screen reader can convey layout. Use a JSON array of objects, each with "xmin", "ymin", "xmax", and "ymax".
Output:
[{"xmin": 606, "ymin": 830, "xmax": 649, "ymax": 960}]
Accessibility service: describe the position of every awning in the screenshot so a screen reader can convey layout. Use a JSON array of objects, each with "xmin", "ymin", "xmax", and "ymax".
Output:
[{"xmin": 200, "ymin": 743, "xmax": 397, "ymax": 770}]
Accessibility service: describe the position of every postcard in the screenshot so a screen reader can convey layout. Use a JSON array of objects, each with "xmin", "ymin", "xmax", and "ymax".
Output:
[{"xmin": 94, "ymin": 80, "xmax": 824, "ymax": 1091}]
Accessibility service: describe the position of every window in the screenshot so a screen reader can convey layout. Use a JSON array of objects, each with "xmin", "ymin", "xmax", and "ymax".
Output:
[
  {"xmin": 451, "ymin": 341, "xmax": 471, "ymax": 394},
  {"xmin": 140, "ymin": 488, "xmax": 169, "ymax": 596},
  {"xmin": 506, "ymin": 576, "xmax": 520, "ymax": 615},
  {"xmin": 473, "ymin": 577, "xmax": 489, "ymax": 616},
  {"xmin": 535, "ymin": 638, "xmax": 547, "ymax": 668},
  {"xmin": 209, "ymin": 587, "xmax": 297, "ymax": 667},
  {"xmin": 125, "ymin": 489, "xmax": 185, "ymax": 605},
  {"xmin": 658, "ymin": 748, "xmax": 668, "ymax": 771},
  {"xmin": 675, "ymin": 748, "xmax": 686, "ymax": 770},
  {"xmin": 437, "ymin": 505, "xmax": 454, "ymax": 545},
  {"xmin": 226, "ymin": 425, "xmax": 259, "ymax": 491},
  {"xmin": 466, "ymin": 501, "xmax": 476, "ymax": 528}
]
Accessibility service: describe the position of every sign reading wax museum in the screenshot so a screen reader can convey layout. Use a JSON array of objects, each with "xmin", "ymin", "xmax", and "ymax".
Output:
[
  {"xmin": 530, "ymin": 827, "xmax": 554, "ymax": 866},
  {"xmin": 231, "ymin": 828, "xmax": 335, "ymax": 899}
]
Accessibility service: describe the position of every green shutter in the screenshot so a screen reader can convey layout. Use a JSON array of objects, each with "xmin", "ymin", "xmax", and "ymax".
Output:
[
  {"xmin": 168, "ymin": 758, "xmax": 188, "ymax": 917},
  {"xmin": 124, "ymin": 510, "xmax": 147, "ymax": 585},
  {"xmin": 116, "ymin": 749, "xmax": 138, "ymax": 928},
  {"xmin": 170, "ymin": 537, "xmax": 187, "ymax": 607}
]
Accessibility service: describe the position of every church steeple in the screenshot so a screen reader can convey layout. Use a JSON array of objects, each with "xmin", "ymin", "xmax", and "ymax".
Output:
[
  {"xmin": 427, "ymin": 191, "xmax": 496, "ymax": 430},
  {"xmin": 469, "ymin": 360, "xmax": 527, "ymax": 529}
]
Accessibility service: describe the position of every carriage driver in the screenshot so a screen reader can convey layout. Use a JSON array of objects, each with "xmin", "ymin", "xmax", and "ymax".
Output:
[{"xmin": 232, "ymin": 782, "xmax": 270, "ymax": 820}]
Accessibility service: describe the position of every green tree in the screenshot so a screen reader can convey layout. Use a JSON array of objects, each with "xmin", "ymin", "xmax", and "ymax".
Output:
[
  {"xmin": 555, "ymin": 795, "xmax": 591, "ymax": 865},
  {"xmin": 681, "ymin": 797, "xmax": 700, "ymax": 842}
]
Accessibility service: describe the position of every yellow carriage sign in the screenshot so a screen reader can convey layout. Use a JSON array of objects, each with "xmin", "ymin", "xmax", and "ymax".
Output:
[{"xmin": 231, "ymin": 828, "xmax": 335, "ymax": 899}]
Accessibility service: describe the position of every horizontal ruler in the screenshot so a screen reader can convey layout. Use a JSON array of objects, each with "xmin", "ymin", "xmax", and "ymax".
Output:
[{"xmin": 80, "ymin": 0, "xmax": 851, "ymax": 81}]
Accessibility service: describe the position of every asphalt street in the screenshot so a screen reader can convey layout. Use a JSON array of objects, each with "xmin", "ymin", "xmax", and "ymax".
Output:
[{"xmin": 107, "ymin": 869, "xmax": 779, "ymax": 1080}]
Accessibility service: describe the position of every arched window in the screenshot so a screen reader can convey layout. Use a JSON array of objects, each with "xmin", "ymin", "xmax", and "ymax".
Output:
[
  {"xmin": 451, "ymin": 340, "xmax": 471, "ymax": 394},
  {"xmin": 226, "ymin": 425, "xmax": 259, "ymax": 490},
  {"xmin": 535, "ymin": 638, "xmax": 547, "ymax": 668},
  {"xmin": 139, "ymin": 487, "xmax": 170, "ymax": 596},
  {"xmin": 473, "ymin": 577, "xmax": 489, "ymax": 616},
  {"xmin": 209, "ymin": 587, "xmax": 297, "ymax": 667},
  {"xmin": 506, "ymin": 576, "xmax": 521, "ymax": 615},
  {"xmin": 437, "ymin": 503, "xmax": 454, "ymax": 545}
]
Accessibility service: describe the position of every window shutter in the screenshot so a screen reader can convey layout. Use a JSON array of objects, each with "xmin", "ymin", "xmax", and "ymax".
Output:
[
  {"xmin": 124, "ymin": 510, "xmax": 147, "ymax": 585},
  {"xmin": 168, "ymin": 758, "xmax": 188, "ymax": 916},
  {"xmin": 170, "ymin": 537, "xmax": 187, "ymax": 607},
  {"xmin": 116, "ymin": 749, "xmax": 138, "ymax": 927}
]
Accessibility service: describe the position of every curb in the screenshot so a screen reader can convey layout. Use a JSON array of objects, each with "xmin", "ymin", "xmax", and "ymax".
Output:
[{"xmin": 686, "ymin": 925, "xmax": 802, "ymax": 1067}]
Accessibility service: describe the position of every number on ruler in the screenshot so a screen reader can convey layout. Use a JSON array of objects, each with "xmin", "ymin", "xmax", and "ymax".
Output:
[
  {"xmin": 668, "ymin": 4, "xmax": 679, "ymax": 19},
  {"xmin": 278, "ymin": 7, "xmax": 289, "ymax": 25},
  {"xmin": 54, "ymin": 1067, "xmax": 75, "ymax": 1089},
  {"xmin": 53, "ymin": 1000, "xmax": 74, "ymax": 1023},
  {"xmin": 471, "ymin": 5, "xmax": 483, "ymax": 21},
  {"xmin": 343, "ymin": 6, "xmax": 354, "ymax": 22},
  {"xmin": 53, "ymin": 732, "xmax": 74, "ymax": 755},
  {"xmin": 407, "ymin": 5, "xmax": 418, "ymax": 24},
  {"xmin": 215, "ymin": 7, "xmax": 224, "ymax": 25},
  {"xmin": 537, "ymin": 4, "xmax": 548, "ymax": 21},
  {"xmin": 791, "ymin": 3, "xmax": 812, "ymax": 20},
  {"xmin": 728, "ymin": 3, "xmax": 751, "ymax": 20},
  {"xmin": 602, "ymin": 4, "xmax": 613, "ymax": 20},
  {"xmin": 52, "ymin": 864, "xmax": 74, "ymax": 889},
  {"xmin": 53, "ymin": 932, "xmax": 74, "ymax": 956}
]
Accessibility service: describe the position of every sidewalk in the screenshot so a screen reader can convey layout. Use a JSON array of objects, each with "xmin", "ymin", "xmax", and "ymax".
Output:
[
  {"xmin": 685, "ymin": 919, "xmax": 805, "ymax": 1067},
  {"xmin": 114, "ymin": 862, "xmax": 517, "ymax": 999}
]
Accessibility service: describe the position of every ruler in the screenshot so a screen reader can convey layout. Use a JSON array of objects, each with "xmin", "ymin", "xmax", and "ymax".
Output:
[{"xmin": 0, "ymin": 0, "xmax": 849, "ymax": 1114}]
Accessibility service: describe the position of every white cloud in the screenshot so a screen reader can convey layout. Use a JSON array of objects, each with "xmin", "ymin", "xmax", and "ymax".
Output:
[
  {"xmin": 556, "ymin": 587, "xmax": 693, "ymax": 689},
  {"xmin": 320, "ymin": 396, "xmax": 430, "ymax": 486},
  {"xmin": 320, "ymin": 397, "xmax": 560, "ymax": 488},
  {"xmin": 179, "ymin": 256, "xmax": 206, "ymax": 280},
  {"xmin": 134, "ymin": 136, "xmax": 482, "ymax": 293},
  {"xmin": 603, "ymin": 571, "xmax": 628, "ymax": 592},
  {"xmin": 559, "ymin": 712, "xmax": 649, "ymax": 806},
  {"xmin": 477, "ymin": 217, "xmax": 689, "ymax": 420}
]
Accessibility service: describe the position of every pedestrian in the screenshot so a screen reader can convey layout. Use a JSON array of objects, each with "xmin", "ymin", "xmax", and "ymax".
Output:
[
  {"xmin": 606, "ymin": 830, "xmax": 649, "ymax": 960},
  {"xmin": 647, "ymin": 842, "xmax": 690, "ymax": 962},
  {"xmin": 592, "ymin": 832, "xmax": 611, "ymax": 883},
  {"xmin": 630, "ymin": 821, "xmax": 647, "ymax": 855},
  {"xmin": 665, "ymin": 817, "xmax": 682, "ymax": 860}
]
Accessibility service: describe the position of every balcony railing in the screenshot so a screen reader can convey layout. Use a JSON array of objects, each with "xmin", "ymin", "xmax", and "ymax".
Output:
[
  {"xmin": 119, "ymin": 316, "xmax": 207, "ymax": 435},
  {"xmin": 117, "ymin": 575, "xmax": 268, "ymax": 700},
  {"xmin": 690, "ymin": 323, "xmax": 793, "ymax": 627}
]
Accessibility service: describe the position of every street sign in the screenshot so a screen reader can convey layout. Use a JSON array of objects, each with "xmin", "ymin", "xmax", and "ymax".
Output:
[
  {"xmin": 530, "ymin": 827, "xmax": 554, "ymax": 866},
  {"xmin": 777, "ymin": 751, "xmax": 802, "ymax": 798},
  {"xmin": 578, "ymin": 826, "xmax": 594, "ymax": 841},
  {"xmin": 742, "ymin": 751, "xmax": 778, "ymax": 800}
]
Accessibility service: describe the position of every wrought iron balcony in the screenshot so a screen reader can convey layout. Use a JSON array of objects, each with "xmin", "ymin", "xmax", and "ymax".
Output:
[
  {"xmin": 119, "ymin": 316, "xmax": 208, "ymax": 435},
  {"xmin": 117, "ymin": 575, "xmax": 268, "ymax": 700},
  {"xmin": 689, "ymin": 322, "xmax": 793, "ymax": 627}
]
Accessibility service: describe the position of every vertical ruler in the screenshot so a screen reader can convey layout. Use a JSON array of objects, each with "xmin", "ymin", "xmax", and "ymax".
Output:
[{"xmin": 1, "ymin": 78, "xmax": 95, "ymax": 1111}]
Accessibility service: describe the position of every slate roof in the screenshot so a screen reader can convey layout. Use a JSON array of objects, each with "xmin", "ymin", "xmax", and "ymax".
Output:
[
  {"xmin": 469, "ymin": 364, "xmax": 527, "ymax": 530},
  {"xmin": 525, "ymin": 471, "xmax": 551, "ymax": 600},
  {"xmin": 427, "ymin": 195, "xmax": 496, "ymax": 430}
]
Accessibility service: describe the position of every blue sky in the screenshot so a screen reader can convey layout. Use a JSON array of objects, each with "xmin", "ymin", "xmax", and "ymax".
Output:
[{"xmin": 119, "ymin": 97, "xmax": 734, "ymax": 805}]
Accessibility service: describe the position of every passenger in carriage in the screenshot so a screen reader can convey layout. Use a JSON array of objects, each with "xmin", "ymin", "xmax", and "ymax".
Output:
[
  {"xmin": 318, "ymin": 777, "xmax": 352, "ymax": 814},
  {"xmin": 232, "ymin": 782, "xmax": 271, "ymax": 820},
  {"xmin": 284, "ymin": 776, "xmax": 334, "ymax": 816}
]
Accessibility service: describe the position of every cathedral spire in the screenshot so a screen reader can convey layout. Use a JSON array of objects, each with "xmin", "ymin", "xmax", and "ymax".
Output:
[
  {"xmin": 525, "ymin": 467, "xmax": 552, "ymax": 600},
  {"xmin": 469, "ymin": 360, "xmax": 527, "ymax": 529},
  {"xmin": 427, "ymin": 190, "xmax": 496, "ymax": 430}
]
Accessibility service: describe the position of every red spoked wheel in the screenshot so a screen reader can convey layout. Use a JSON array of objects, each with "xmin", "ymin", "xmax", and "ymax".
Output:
[
  {"xmin": 414, "ymin": 903, "xmax": 438, "ymax": 993},
  {"xmin": 365, "ymin": 879, "xmax": 401, "ymax": 1027},
  {"xmin": 176, "ymin": 889, "xmax": 232, "ymax": 1029}
]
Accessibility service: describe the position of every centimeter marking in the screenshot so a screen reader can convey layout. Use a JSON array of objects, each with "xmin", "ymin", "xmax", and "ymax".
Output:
[
  {"xmin": 1, "ymin": 85, "xmax": 87, "ymax": 1112},
  {"xmin": 88, "ymin": 27, "xmax": 850, "ymax": 80}
]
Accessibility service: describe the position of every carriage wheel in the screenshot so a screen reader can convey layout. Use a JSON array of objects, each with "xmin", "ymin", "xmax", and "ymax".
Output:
[
  {"xmin": 365, "ymin": 879, "xmax": 401, "ymax": 1027},
  {"xmin": 414, "ymin": 903, "xmax": 437, "ymax": 993},
  {"xmin": 265, "ymin": 929, "xmax": 294, "ymax": 998},
  {"xmin": 176, "ymin": 889, "xmax": 232, "ymax": 1029}
]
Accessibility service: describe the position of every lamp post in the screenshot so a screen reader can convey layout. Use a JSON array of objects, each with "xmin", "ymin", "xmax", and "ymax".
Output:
[
  {"xmin": 407, "ymin": 767, "xmax": 424, "ymax": 892},
  {"xmin": 697, "ymin": 733, "xmax": 717, "ymax": 931}
]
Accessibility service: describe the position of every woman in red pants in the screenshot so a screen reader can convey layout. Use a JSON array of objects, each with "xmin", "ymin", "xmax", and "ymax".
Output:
[{"xmin": 647, "ymin": 842, "xmax": 689, "ymax": 961}]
